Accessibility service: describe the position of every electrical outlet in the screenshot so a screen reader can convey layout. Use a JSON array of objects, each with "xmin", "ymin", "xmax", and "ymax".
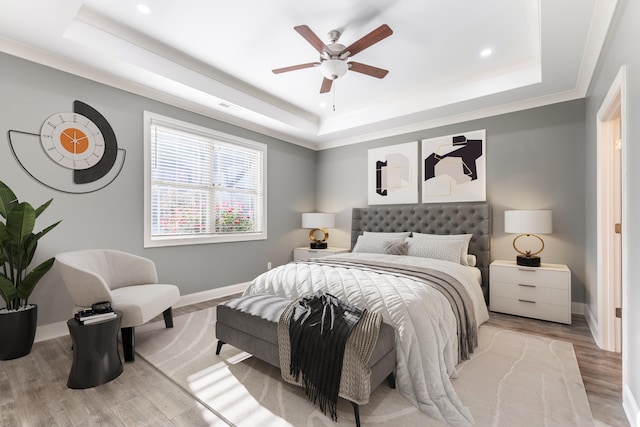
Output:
[{"xmin": 267, "ymin": 262, "xmax": 272, "ymax": 270}]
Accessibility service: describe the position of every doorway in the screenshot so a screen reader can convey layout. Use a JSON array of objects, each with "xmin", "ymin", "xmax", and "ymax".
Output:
[{"xmin": 595, "ymin": 64, "xmax": 627, "ymax": 381}]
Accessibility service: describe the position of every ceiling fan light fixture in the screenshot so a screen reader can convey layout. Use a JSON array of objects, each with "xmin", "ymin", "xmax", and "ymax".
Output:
[
  {"xmin": 320, "ymin": 59, "xmax": 348, "ymax": 80},
  {"xmin": 275, "ymin": 24, "xmax": 393, "ymax": 93}
]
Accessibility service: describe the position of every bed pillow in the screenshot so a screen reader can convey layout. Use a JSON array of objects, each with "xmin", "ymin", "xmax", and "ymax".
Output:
[
  {"xmin": 383, "ymin": 240, "xmax": 408, "ymax": 256},
  {"xmin": 410, "ymin": 233, "xmax": 473, "ymax": 265},
  {"xmin": 466, "ymin": 254, "xmax": 477, "ymax": 267},
  {"xmin": 352, "ymin": 234, "xmax": 406, "ymax": 254},
  {"xmin": 404, "ymin": 237, "xmax": 465, "ymax": 263},
  {"xmin": 363, "ymin": 231, "xmax": 412, "ymax": 238}
]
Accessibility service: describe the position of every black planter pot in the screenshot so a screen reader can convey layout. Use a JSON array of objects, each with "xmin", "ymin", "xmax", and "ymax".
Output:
[{"xmin": 0, "ymin": 304, "xmax": 38, "ymax": 360}]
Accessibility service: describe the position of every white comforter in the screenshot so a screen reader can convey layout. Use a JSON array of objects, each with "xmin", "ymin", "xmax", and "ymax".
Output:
[{"xmin": 243, "ymin": 252, "xmax": 489, "ymax": 426}]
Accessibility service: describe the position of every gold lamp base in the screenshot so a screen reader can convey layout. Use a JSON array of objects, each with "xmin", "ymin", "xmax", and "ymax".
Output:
[
  {"xmin": 309, "ymin": 228, "xmax": 329, "ymax": 249},
  {"xmin": 513, "ymin": 233, "xmax": 544, "ymax": 267},
  {"xmin": 516, "ymin": 255, "xmax": 541, "ymax": 267}
]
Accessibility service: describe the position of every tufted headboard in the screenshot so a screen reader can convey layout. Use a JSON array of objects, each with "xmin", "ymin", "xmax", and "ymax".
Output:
[{"xmin": 351, "ymin": 203, "xmax": 491, "ymax": 302}]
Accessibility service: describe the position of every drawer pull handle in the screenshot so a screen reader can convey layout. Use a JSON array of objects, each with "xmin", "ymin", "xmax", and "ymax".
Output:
[
  {"xmin": 518, "ymin": 283, "xmax": 536, "ymax": 288},
  {"xmin": 518, "ymin": 299, "xmax": 536, "ymax": 304},
  {"xmin": 518, "ymin": 268, "xmax": 537, "ymax": 272}
]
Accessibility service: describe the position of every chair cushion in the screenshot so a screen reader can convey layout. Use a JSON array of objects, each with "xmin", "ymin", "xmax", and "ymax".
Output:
[{"xmin": 111, "ymin": 284, "xmax": 180, "ymax": 328}]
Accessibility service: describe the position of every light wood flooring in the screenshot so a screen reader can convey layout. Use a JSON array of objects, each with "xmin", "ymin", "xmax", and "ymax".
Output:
[{"xmin": 0, "ymin": 297, "xmax": 629, "ymax": 426}]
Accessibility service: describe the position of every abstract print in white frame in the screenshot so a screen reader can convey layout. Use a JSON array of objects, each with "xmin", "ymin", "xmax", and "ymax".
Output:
[
  {"xmin": 422, "ymin": 129, "xmax": 486, "ymax": 203},
  {"xmin": 368, "ymin": 141, "xmax": 418, "ymax": 205}
]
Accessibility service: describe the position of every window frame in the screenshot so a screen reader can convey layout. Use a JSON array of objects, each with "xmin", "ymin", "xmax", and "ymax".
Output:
[{"xmin": 143, "ymin": 111, "xmax": 267, "ymax": 248}]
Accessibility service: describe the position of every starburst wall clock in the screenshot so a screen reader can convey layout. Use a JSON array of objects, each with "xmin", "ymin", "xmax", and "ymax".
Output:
[{"xmin": 8, "ymin": 100, "xmax": 126, "ymax": 193}]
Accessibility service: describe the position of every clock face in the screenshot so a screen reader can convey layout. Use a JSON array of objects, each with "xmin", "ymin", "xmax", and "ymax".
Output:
[{"xmin": 40, "ymin": 112, "xmax": 105, "ymax": 170}]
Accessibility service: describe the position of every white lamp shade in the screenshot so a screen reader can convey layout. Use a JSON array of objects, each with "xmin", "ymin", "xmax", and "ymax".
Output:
[
  {"xmin": 302, "ymin": 213, "xmax": 335, "ymax": 229},
  {"xmin": 504, "ymin": 210, "xmax": 552, "ymax": 234},
  {"xmin": 320, "ymin": 59, "xmax": 348, "ymax": 80}
]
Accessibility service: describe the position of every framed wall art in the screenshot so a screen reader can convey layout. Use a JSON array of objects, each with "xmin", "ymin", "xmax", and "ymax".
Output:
[
  {"xmin": 421, "ymin": 129, "xmax": 486, "ymax": 203},
  {"xmin": 368, "ymin": 141, "xmax": 418, "ymax": 205}
]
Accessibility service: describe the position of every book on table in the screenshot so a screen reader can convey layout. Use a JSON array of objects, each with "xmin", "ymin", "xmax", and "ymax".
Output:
[{"xmin": 75, "ymin": 309, "xmax": 117, "ymax": 324}]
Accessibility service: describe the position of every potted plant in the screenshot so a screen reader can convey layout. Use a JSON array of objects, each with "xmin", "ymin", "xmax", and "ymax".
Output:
[{"xmin": 0, "ymin": 180, "xmax": 60, "ymax": 360}]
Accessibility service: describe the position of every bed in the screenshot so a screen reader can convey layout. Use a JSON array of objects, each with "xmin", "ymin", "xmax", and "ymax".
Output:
[{"xmin": 243, "ymin": 203, "xmax": 491, "ymax": 426}]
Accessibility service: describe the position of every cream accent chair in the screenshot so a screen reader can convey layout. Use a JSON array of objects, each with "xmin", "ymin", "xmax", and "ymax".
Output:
[{"xmin": 55, "ymin": 249, "xmax": 180, "ymax": 362}]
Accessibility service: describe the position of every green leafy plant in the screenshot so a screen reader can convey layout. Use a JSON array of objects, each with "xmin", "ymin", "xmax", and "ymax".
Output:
[{"xmin": 0, "ymin": 181, "xmax": 60, "ymax": 311}]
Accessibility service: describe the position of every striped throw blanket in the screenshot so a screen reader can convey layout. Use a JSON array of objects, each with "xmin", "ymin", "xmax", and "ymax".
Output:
[{"xmin": 278, "ymin": 293, "xmax": 382, "ymax": 420}]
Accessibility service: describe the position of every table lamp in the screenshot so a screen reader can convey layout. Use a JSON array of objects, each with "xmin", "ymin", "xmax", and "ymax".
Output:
[
  {"xmin": 302, "ymin": 213, "xmax": 335, "ymax": 249},
  {"xmin": 504, "ymin": 210, "xmax": 552, "ymax": 267}
]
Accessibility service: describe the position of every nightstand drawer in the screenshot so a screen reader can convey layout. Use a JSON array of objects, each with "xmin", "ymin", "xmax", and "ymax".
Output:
[
  {"xmin": 491, "ymin": 296, "xmax": 570, "ymax": 324},
  {"xmin": 491, "ymin": 265, "xmax": 569, "ymax": 290},
  {"xmin": 491, "ymin": 281, "xmax": 569, "ymax": 306}
]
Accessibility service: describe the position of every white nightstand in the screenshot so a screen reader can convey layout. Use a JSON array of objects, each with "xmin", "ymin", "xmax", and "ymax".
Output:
[
  {"xmin": 490, "ymin": 260, "xmax": 571, "ymax": 324},
  {"xmin": 293, "ymin": 247, "xmax": 350, "ymax": 261}
]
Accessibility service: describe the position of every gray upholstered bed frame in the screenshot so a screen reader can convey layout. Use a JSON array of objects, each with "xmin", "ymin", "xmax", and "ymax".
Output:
[{"xmin": 351, "ymin": 203, "xmax": 491, "ymax": 302}]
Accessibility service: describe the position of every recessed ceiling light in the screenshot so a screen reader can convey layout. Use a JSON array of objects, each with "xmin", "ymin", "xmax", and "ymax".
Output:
[
  {"xmin": 480, "ymin": 48, "xmax": 492, "ymax": 57},
  {"xmin": 137, "ymin": 4, "xmax": 151, "ymax": 14}
]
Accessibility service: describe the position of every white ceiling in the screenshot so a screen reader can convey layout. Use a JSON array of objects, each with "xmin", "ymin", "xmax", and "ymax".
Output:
[{"xmin": 0, "ymin": 0, "xmax": 618, "ymax": 150}]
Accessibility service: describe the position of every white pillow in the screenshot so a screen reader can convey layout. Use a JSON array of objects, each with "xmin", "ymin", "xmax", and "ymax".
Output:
[
  {"xmin": 409, "ymin": 233, "xmax": 473, "ymax": 265},
  {"xmin": 363, "ymin": 231, "xmax": 412, "ymax": 238},
  {"xmin": 404, "ymin": 237, "xmax": 465, "ymax": 263},
  {"xmin": 352, "ymin": 234, "xmax": 405, "ymax": 254},
  {"xmin": 466, "ymin": 254, "xmax": 477, "ymax": 267}
]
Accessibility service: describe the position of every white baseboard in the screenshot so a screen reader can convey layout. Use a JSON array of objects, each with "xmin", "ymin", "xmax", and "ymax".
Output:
[
  {"xmin": 174, "ymin": 282, "xmax": 249, "ymax": 308},
  {"xmin": 583, "ymin": 303, "xmax": 601, "ymax": 348},
  {"xmin": 623, "ymin": 383, "xmax": 639, "ymax": 427},
  {"xmin": 571, "ymin": 302, "xmax": 585, "ymax": 315},
  {"xmin": 34, "ymin": 320, "xmax": 69, "ymax": 343},
  {"xmin": 34, "ymin": 282, "xmax": 250, "ymax": 343}
]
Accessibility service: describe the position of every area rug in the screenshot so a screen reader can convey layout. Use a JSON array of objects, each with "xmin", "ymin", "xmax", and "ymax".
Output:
[{"xmin": 134, "ymin": 307, "xmax": 594, "ymax": 426}]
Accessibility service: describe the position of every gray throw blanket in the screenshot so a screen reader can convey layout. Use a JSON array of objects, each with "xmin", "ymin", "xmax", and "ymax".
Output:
[
  {"xmin": 311, "ymin": 257, "xmax": 477, "ymax": 361},
  {"xmin": 288, "ymin": 292, "xmax": 362, "ymax": 421}
]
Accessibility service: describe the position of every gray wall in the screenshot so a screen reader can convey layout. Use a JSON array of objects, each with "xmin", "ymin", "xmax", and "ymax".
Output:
[
  {"xmin": 584, "ymin": 0, "xmax": 639, "ymax": 413},
  {"xmin": 316, "ymin": 100, "xmax": 587, "ymax": 303},
  {"xmin": 0, "ymin": 53, "xmax": 316, "ymax": 326}
]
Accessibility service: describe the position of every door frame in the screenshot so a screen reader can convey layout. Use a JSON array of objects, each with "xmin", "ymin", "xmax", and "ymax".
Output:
[{"xmin": 595, "ymin": 64, "xmax": 627, "ymax": 377}]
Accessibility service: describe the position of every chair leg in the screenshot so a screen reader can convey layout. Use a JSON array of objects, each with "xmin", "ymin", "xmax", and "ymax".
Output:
[
  {"xmin": 162, "ymin": 307, "xmax": 174, "ymax": 328},
  {"xmin": 122, "ymin": 327, "xmax": 135, "ymax": 362},
  {"xmin": 216, "ymin": 340, "xmax": 225, "ymax": 355},
  {"xmin": 350, "ymin": 401, "xmax": 361, "ymax": 427}
]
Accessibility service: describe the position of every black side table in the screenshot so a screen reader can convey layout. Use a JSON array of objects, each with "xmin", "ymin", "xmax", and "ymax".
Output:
[{"xmin": 67, "ymin": 311, "xmax": 123, "ymax": 389}]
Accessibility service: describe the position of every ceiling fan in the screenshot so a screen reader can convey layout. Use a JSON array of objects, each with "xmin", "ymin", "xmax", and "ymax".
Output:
[{"xmin": 272, "ymin": 24, "xmax": 393, "ymax": 94}]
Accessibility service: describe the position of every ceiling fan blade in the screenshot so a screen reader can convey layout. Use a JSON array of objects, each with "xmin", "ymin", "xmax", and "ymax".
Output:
[
  {"xmin": 294, "ymin": 25, "xmax": 329, "ymax": 55},
  {"xmin": 320, "ymin": 78, "xmax": 333, "ymax": 93},
  {"xmin": 343, "ymin": 24, "xmax": 393, "ymax": 57},
  {"xmin": 272, "ymin": 62, "xmax": 320, "ymax": 74},
  {"xmin": 348, "ymin": 62, "xmax": 389, "ymax": 79}
]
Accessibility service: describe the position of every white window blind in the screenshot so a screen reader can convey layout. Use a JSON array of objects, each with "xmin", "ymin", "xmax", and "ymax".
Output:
[{"xmin": 144, "ymin": 112, "xmax": 266, "ymax": 247}]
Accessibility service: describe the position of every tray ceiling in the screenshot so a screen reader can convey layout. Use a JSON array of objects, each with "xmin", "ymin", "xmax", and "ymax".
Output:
[{"xmin": 0, "ymin": 0, "xmax": 617, "ymax": 149}]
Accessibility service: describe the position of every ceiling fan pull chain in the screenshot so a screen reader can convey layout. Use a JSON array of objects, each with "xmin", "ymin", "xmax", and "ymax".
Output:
[{"xmin": 333, "ymin": 81, "xmax": 336, "ymax": 112}]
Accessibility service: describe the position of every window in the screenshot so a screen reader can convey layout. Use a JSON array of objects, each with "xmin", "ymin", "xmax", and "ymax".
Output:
[{"xmin": 144, "ymin": 112, "xmax": 266, "ymax": 247}]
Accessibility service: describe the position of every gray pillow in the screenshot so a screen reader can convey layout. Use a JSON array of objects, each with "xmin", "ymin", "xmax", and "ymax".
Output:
[
  {"xmin": 353, "ymin": 235, "xmax": 404, "ymax": 254},
  {"xmin": 384, "ymin": 240, "xmax": 408, "ymax": 256}
]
